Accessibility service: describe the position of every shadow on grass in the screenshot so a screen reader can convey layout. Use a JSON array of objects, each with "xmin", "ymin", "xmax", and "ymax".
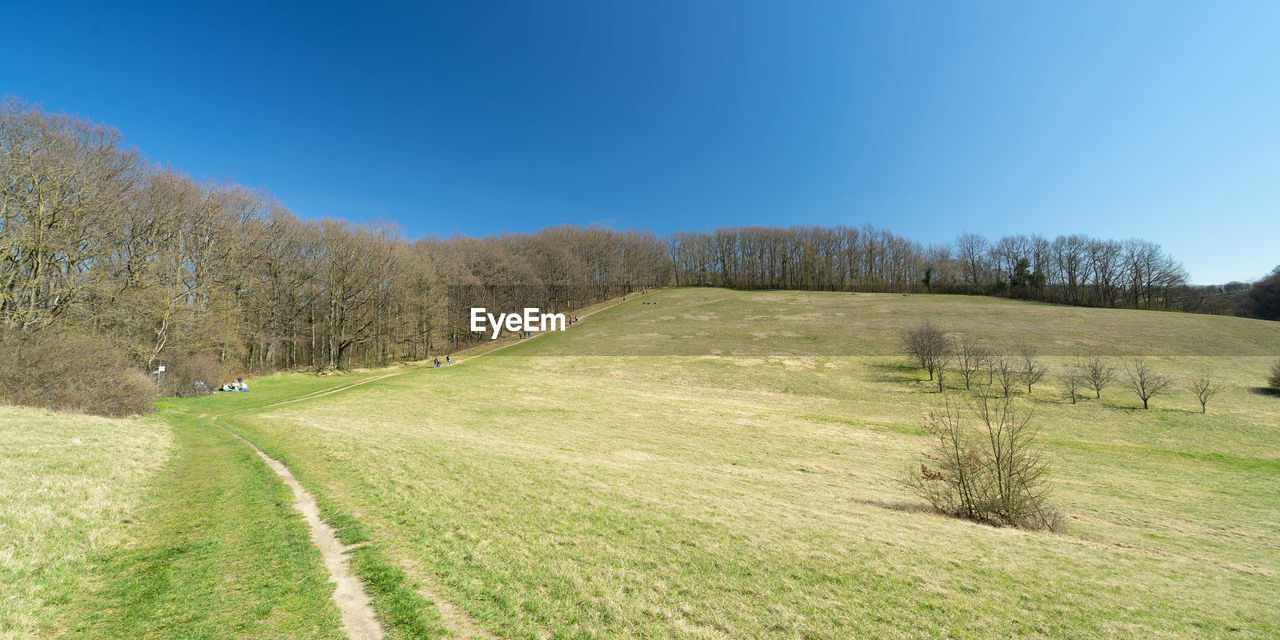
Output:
[
  {"xmin": 1112, "ymin": 404, "xmax": 1202, "ymax": 415},
  {"xmin": 1248, "ymin": 386, "xmax": 1280, "ymax": 398},
  {"xmin": 853, "ymin": 497, "xmax": 942, "ymax": 516},
  {"xmin": 855, "ymin": 497, "xmax": 1070, "ymax": 534},
  {"xmin": 867, "ymin": 360, "xmax": 923, "ymax": 384}
]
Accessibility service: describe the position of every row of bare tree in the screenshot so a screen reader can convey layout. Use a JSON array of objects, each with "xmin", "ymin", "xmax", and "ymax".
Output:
[{"xmin": 899, "ymin": 322, "xmax": 1224, "ymax": 412}]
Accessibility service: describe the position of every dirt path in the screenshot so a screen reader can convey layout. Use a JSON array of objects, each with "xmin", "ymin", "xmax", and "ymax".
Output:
[
  {"xmin": 260, "ymin": 371, "xmax": 408, "ymax": 410},
  {"xmin": 234, "ymin": 434, "xmax": 384, "ymax": 640}
]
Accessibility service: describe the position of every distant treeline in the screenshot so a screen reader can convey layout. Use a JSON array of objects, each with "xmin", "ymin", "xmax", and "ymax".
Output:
[
  {"xmin": 1, "ymin": 98, "xmax": 1275, "ymax": 403},
  {"xmin": 667, "ymin": 228, "xmax": 1275, "ymax": 321},
  {"xmin": 671, "ymin": 227, "xmax": 1197, "ymax": 310}
]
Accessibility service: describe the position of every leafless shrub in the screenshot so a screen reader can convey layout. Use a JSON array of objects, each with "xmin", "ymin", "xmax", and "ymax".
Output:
[
  {"xmin": 1123, "ymin": 358, "xmax": 1172, "ymax": 410},
  {"xmin": 1188, "ymin": 367, "xmax": 1223, "ymax": 414},
  {"xmin": 899, "ymin": 320, "xmax": 950, "ymax": 381},
  {"xmin": 904, "ymin": 391, "xmax": 1060, "ymax": 530},
  {"xmin": 1017, "ymin": 344, "xmax": 1049, "ymax": 395},
  {"xmin": 0, "ymin": 330, "xmax": 156, "ymax": 416}
]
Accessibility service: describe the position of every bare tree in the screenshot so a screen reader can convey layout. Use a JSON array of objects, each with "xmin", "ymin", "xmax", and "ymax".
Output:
[
  {"xmin": 987, "ymin": 354, "xmax": 1017, "ymax": 398},
  {"xmin": 1123, "ymin": 358, "xmax": 1172, "ymax": 409},
  {"xmin": 1188, "ymin": 367, "xmax": 1223, "ymax": 414},
  {"xmin": 1017, "ymin": 345, "xmax": 1049, "ymax": 395},
  {"xmin": 899, "ymin": 320, "xmax": 950, "ymax": 381},
  {"xmin": 955, "ymin": 232, "xmax": 989, "ymax": 286},
  {"xmin": 934, "ymin": 350, "xmax": 953, "ymax": 393},
  {"xmin": 1080, "ymin": 355, "xmax": 1115, "ymax": 399},
  {"xmin": 1062, "ymin": 369, "xmax": 1083, "ymax": 404},
  {"xmin": 953, "ymin": 335, "xmax": 989, "ymax": 390}
]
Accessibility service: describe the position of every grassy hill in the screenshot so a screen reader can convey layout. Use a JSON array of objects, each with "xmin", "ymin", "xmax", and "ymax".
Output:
[
  {"xmin": 517, "ymin": 289, "xmax": 1280, "ymax": 356},
  {"xmin": 10, "ymin": 288, "xmax": 1280, "ymax": 638}
]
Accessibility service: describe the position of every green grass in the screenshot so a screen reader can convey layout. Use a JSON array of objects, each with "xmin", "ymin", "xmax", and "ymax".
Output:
[
  {"xmin": 63, "ymin": 408, "xmax": 347, "ymax": 639},
  {"xmin": 11, "ymin": 289, "xmax": 1280, "ymax": 638}
]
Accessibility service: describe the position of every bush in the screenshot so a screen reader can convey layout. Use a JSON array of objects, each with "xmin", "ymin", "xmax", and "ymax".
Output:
[
  {"xmin": 0, "ymin": 329, "xmax": 156, "ymax": 417},
  {"xmin": 1270, "ymin": 361, "xmax": 1280, "ymax": 391},
  {"xmin": 159, "ymin": 351, "xmax": 226, "ymax": 397},
  {"xmin": 904, "ymin": 391, "xmax": 1061, "ymax": 530}
]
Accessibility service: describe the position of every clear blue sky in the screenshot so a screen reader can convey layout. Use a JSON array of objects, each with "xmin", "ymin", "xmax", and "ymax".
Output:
[{"xmin": 3, "ymin": 1, "xmax": 1277, "ymax": 283}]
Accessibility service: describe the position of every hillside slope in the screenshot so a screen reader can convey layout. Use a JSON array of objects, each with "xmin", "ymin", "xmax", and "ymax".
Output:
[{"xmin": 513, "ymin": 288, "xmax": 1280, "ymax": 356}]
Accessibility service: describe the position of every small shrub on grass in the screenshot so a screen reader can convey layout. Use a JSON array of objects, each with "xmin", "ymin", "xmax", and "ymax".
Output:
[
  {"xmin": 1269, "ymin": 361, "xmax": 1280, "ymax": 391},
  {"xmin": 904, "ymin": 390, "xmax": 1061, "ymax": 530}
]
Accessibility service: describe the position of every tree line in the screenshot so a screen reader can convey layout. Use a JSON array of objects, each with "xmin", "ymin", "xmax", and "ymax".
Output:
[{"xmin": 667, "ymin": 227, "xmax": 1202, "ymax": 311}]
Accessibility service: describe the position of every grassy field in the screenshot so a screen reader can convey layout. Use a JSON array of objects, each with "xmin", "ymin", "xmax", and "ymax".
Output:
[{"xmin": 9, "ymin": 289, "xmax": 1280, "ymax": 638}]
